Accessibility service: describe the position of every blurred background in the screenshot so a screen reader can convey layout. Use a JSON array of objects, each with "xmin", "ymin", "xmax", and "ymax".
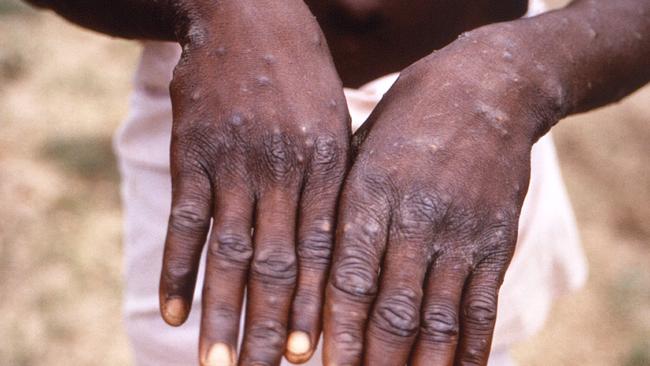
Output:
[{"xmin": 0, "ymin": 1, "xmax": 648, "ymax": 365}]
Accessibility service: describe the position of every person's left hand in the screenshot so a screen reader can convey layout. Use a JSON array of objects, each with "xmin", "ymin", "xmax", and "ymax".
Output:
[{"xmin": 323, "ymin": 24, "xmax": 561, "ymax": 366}]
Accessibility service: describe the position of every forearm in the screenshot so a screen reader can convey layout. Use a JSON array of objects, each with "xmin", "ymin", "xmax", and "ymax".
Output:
[
  {"xmin": 524, "ymin": 0, "xmax": 650, "ymax": 119},
  {"xmin": 24, "ymin": 0, "xmax": 198, "ymax": 41},
  {"xmin": 23, "ymin": 0, "xmax": 319, "ymax": 46},
  {"xmin": 444, "ymin": 0, "xmax": 650, "ymax": 140}
]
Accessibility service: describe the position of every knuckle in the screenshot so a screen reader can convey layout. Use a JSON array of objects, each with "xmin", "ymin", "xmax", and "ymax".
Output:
[
  {"xmin": 471, "ymin": 213, "xmax": 518, "ymax": 268},
  {"xmin": 163, "ymin": 259, "xmax": 195, "ymax": 285},
  {"xmin": 298, "ymin": 225, "xmax": 333, "ymax": 267},
  {"xmin": 245, "ymin": 318, "xmax": 286, "ymax": 353},
  {"xmin": 311, "ymin": 135, "xmax": 344, "ymax": 172},
  {"xmin": 262, "ymin": 132, "xmax": 297, "ymax": 181},
  {"xmin": 209, "ymin": 231, "xmax": 253, "ymax": 264},
  {"xmin": 371, "ymin": 288, "xmax": 421, "ymax": 338},
  {"xmin": 169, "ymin": 202, "xmax": 210, "ymax": 236},
  {"xmin": 342, "ymin": 198, "xmax": 386, "ymax": 230},
  {"xmin": 403, "ymin": 191, "xmax": 445, "ymax": 222},
  {"xmin": 443, "ymin": 207, "xmax": 481, "ymax": 238},
  {"xmin": 475, "ymin": 249, "xmax": 512, "ymax": 275},
  {"xmin": 251, "ymin": 248, "xmax": 297, "ymax": 285},
  {"xmin": 331, "ymin": 249, "xmax": 378, "ymax": 298},
  {"xmin": 484, "ymin": 212, "xmax": 516, "ymax": 238},
  {"xmin": 464, "ymin": 292, "xmax": 498, "ymax": 330},
  {"xmin": 395, "ymin": 190, "xmax": 447, "ymax": 237},
  {"xmin": 477, "ymin": 215, "xmax": 518, "ymax": 253},
  {"xmin": 173, "ymin": 126, "xmax": 220, "ymax": 167},
  {"xmin": 332, "ymin": 330, "xmax": 364, "ymax": 355},
  {"xmin": 420, "ymin": 302, "xmax": 460, "ymax": 343},
  {"xmin": 358, "ymin": 172, "xmax": 393, "ymax": 201},
  {"xmin": 291, "ymin": 289, "xmax": 319, "ymax": 315}
]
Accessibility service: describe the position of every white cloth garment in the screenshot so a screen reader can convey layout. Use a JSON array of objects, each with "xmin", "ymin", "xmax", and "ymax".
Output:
[{"xmin": 114, "ymin": 1, "xmax": 587, "ymax": 365}]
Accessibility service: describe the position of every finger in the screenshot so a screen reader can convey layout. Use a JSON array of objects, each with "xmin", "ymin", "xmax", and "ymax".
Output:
[
  {"xmin": 323, "ymin": 181, "xmax": 390, "ymax": 366},
  {"xmin": 199, "ymin": 186, "xmax": 254, "ymax": 366},
  {"xmin": 287, "ymin": 136, "xmax": 347, "ymax": 364},
  {"xmin": 238, "ymin": 188, "xmax": 299, "ymax": 366},
  {"xmin": 410, "ymin": 255, "xmax": 472, "ymax": 366},
  {"xmin": 454, "ymin": 254, "xmax": 509, "ymax": 366},
  {"xmin": 159, "ymin": 169, "xmax": 212, "ymax": 326},
  {"xmin": 363, "ymin": 231, "xmax": 431, "ymax": 366}
]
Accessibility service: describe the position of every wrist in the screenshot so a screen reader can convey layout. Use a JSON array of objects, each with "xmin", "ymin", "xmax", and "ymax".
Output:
[{"xmin": 441, "ymin": 21, "xmax": 569, "ymax": 142}]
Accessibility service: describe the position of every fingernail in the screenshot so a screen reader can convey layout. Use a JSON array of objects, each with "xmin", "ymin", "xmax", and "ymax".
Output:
[
  {"xmin": 205, "ymin": 343, "xmax": 234, "ymax": 366},
  {"xmin": 286, "ymin": 331, "xmax": 312, "ymax": 359},
  {"xmin": 162, "ymin": 297, "xmax": 188, "ymax": 326}
]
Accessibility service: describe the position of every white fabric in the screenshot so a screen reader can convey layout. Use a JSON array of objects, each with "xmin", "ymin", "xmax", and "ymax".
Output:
[{"xmin": 115, "ymin": 1, "xmax": 587, "ymax": 364}]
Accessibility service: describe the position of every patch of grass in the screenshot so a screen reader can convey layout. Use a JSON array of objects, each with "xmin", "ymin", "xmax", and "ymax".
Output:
[{"xmin": 40, "ymin": 136, "xmax": 118, "ymax": 182}]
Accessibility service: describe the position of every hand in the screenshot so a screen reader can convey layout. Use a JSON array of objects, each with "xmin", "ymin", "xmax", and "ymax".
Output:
[
  {"xmin": 157, "ymin": 2, "xmax": 350, "ymax": 365},
  {"xmin": 324, "ymin": 25, "xmax": 559, "ymax": 366}
]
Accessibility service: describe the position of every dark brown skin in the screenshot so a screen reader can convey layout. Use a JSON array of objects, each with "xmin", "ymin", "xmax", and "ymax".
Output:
[
  {"xmin": 24, "ymin": 0, "xmax": 650, "ymax": 365},
  {"xmin": 324, "ymin": 2, "xmax": 650, "ymax": 365},
  {"xmin": 163, "ymin": 3, "xmax": 352, "ymax": 366},
  {"xmin": 304, "ymin": 0, "xmax": 529, "ymax": 86}
]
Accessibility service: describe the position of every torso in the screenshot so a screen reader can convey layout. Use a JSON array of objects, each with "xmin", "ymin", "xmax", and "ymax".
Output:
[{"xmin": 305, "ymin": 0, "xmax": 529, "ymax": 86}]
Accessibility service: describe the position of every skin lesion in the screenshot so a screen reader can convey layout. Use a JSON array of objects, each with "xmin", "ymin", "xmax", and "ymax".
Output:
[
  {"xmin": 312, "ymin": 135, "xmax": 342, "ymax": 168},
  {"xmin": 261, "ymin": 131, "xmax": 299, "ymax": 182}
]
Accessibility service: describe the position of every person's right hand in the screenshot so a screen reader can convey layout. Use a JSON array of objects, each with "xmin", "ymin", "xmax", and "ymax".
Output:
[{"xmin": 157, "ymin": 2, "xmax": 350, "ymax": 365}]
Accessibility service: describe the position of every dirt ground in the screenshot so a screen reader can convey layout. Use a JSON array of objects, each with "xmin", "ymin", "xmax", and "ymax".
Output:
[{"xmin": 1, "ymin": 1, "xmax": 648, "ymax": 365}]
